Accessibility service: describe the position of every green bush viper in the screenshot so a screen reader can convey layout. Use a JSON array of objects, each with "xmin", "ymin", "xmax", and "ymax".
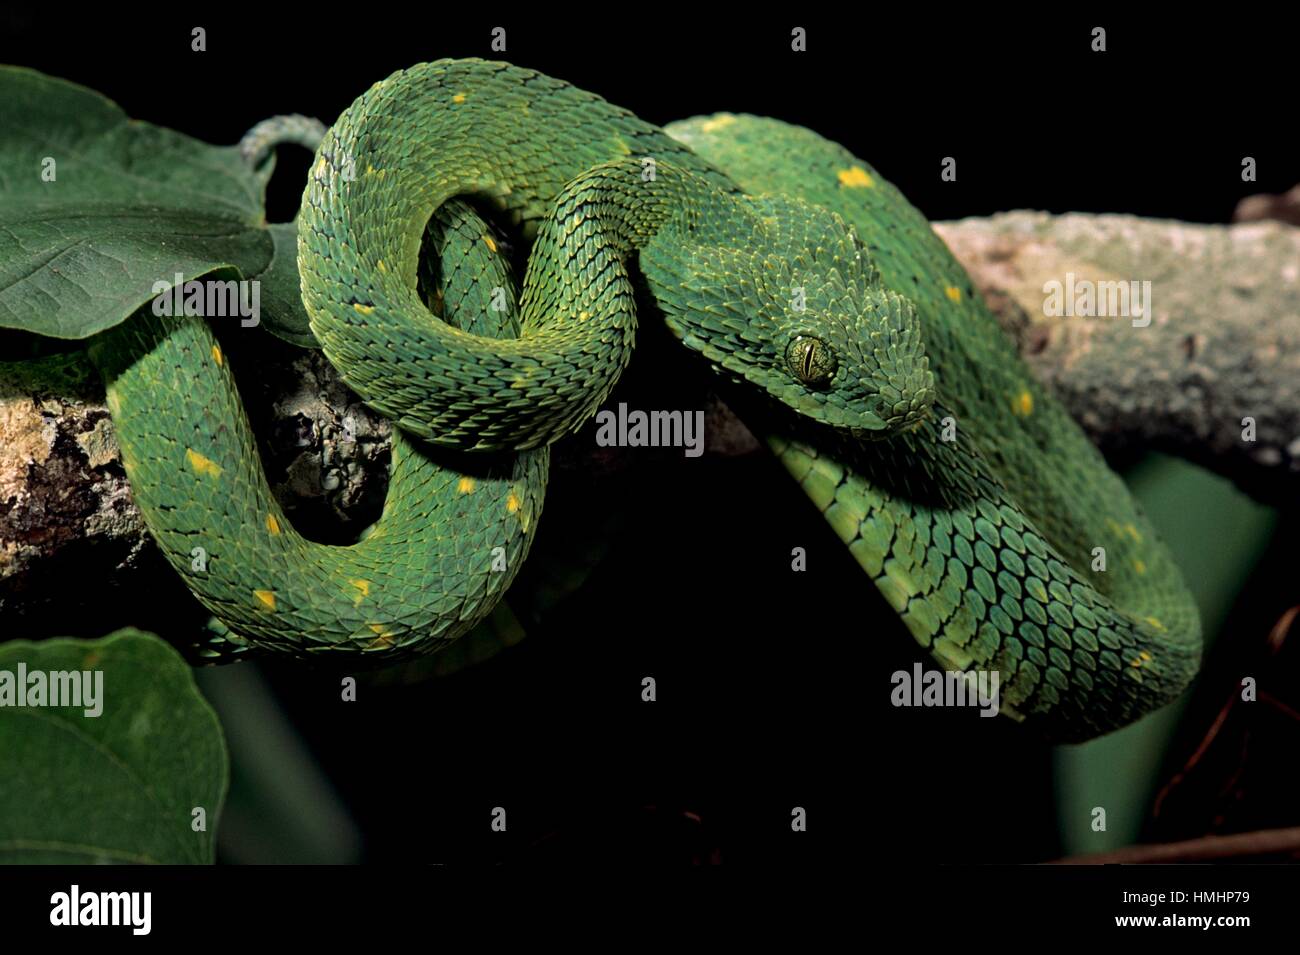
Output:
[{"xmin": 87, "ymin": 59, "xmax": 1200, "ymax": 741}]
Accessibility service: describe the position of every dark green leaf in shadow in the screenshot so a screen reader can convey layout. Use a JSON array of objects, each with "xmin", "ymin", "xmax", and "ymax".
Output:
[
  {"xmin": 0, "ymin": 628, "xmax": 228, "ymax": 863},
  {"xmin": 0, "ymin": 67, "xmax": 315, "ymax": 347},
  {"xmin": 255, "ymin": 223, "xmax": 317, "ymax": 348}
]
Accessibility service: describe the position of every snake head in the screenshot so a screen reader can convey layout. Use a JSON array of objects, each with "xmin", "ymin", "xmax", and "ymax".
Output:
[
  {"xmin": 644, "ymin": 193, "xmax": 936, "ymax": 438},
  {"xmin": 773, "ymin": 284, "xmax": 935, "ymax": 438}
]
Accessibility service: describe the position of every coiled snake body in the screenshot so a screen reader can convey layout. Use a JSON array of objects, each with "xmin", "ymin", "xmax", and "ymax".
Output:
[{"xmin": 89, "ymin": 59, "xmax": 1200, "ymax": 740}]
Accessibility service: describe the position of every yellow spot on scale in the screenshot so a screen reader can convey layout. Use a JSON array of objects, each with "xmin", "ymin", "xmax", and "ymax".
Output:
[
  {"xmin": 211, "ymin": 344, "xmax": 223, "ymax": 366},
  {"xmin": 457, "ymin": 477, "xmax": 476, "ymax": 494},
  {"xmin": 944, "ymin": 285, "xmax": 962, "ymax": 302},
  {"xmin": 377, "ymin": 260, "xmax": 387, "ymax": 274},
  {"xmin": 483, "ymin": 235, "xmax": 498, "ymax": 253},
  {"xmin": 367, "ymin": 623, "xmax": 395, "ymax": 648},
  {"xmin": 186, "ymin": 448, "xmax": 223, "ymax": 478},
  {"xmin": 1129, "ymin": 649, "xmax": 1155, "ymax": 668},
  {"xmin": 506, "ymin": 491, "xmax": 521, "ymax": 514},
  {"xmin": 349, "ymin": 579, "xmax": 370, "ymax": 606},
  {"xmin": 314, "ymin": 156, "xmax": 328, "ymax": 178},
  {"xmin": 1144, "ymin": 616, "xmax": 1166, "ymax": 632},
  {"xmin": 579, "ymin": 311, "xmax": 590, "ymax": 321},
  {"xmin": 366, "ymin": 163, "xmax": 376, "ymax": 175},
  {"xmin": 452, "ymin": 93, "xmax": 467, "ymax": 104},
  {"xmin": 266, "ymin": 514, "xmax": 281, "ymax": 536},
  {"xmin": 612, "ymin": 137, "xmax": 632, "ymax": 156},
  {"xmin": 700, "ymin": 114, "xmax": 737, "ymax": 133},
  {"xmin": 1133, "ymin": 559, "xmax": 1146, "ymax": 575},
  {"xmin": 1011, "ymin": 390, "xmax": 1034, "ymax": 416},
  {"xmin": 353, "ymin": 303, "xmax": 375, "ymax": 316},
  {"xmin": 253, "ymin": 589, "xmax": 276, "ymax": 611},
  {"xmin": 1124, "ymin": 522, "xmax": 1142, "ymax": 543},
  {"xmin": 837, "ymin": 166, "xmax": 874, "ymax": 189}
]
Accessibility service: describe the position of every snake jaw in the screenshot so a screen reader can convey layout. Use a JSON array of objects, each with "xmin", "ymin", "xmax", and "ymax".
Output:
[
  {"xmin": 847, "ymin": 417, "xmax": 888, "ymax": 442},
  {"xmin": 841, "ymin": 387, "xmax": 934, "ymax": 441},
  {"xmin": 852, "ymin": 401, "xmax": 934, "ymax": 441}
]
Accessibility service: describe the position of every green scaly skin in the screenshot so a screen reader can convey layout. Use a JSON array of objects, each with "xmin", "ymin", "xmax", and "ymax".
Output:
[
  {"xmin": 667, "ymin": 115, "xmax": 1201, "ymax": 741},
  {"xmin": 89, "ymin": 59, "xmax": 1199, "ymax": 739},
  {"xmin": 91, "ymin": 198, "xmax": 546, "ymax": 658}
]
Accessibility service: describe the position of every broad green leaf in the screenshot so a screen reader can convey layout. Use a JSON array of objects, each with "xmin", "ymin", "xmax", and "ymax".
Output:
[
  {"xmin": 257, "ymin": 222, "xmax": 319, "ymax": 348},
  {"xmin": 0, "ymin": 628, "xmax": 228, "ymax": 864},
  {"xmin": 0, "ymin": 66, "xmax": 316, "ymax": 346}
]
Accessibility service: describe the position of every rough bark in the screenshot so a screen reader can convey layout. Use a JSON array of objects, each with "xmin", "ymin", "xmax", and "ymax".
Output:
[
  {"xmin": 935, "ymin": 213, "xmax": 1299, "ymax": 503},
  {"xmin": 0, "ymin": 339, "xmax": 752, "ymax": 618},
  {"xmin": 1234, "ymin": 183, "xmax": 1300, "ymax": 227},
  {"xmin": 2, "ymin": 211, "xmax": 1296, "ymax": 611}
]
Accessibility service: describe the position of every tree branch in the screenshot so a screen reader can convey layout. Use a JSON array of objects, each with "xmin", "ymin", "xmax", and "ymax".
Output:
[
  {"xmin": 935, "ymin": 212, "xmax": 1299, "ymax": 504},
  {"xmin": 1049, "ymin": 826, "xmax": 1300, "ymax": 864},
  {"xmin": 3, "ymin": 211, "xmax": 1296, "ymax": 612}
]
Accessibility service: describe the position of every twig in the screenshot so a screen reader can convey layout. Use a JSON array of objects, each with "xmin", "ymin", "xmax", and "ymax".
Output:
[
  {"xmin": 1151, "ymin": 690, "xmax": 1238, "ymax": 819},
  {"xmin": 1050, "ymin": 827, "xmax": 1300, "ymax": 864},
  {"xmin": 1150, "ymin": 604, "xmax": 1298, "ymax": 817}
]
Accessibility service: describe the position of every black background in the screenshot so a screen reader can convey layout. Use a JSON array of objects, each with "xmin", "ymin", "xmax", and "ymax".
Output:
[
  {"xmin": 0, "ymin": 8, "xmax": 1296, "ymax": 875},
  {"xmin": 2, "ymin": 10, "xmax": 1292, "ymax": 223}
]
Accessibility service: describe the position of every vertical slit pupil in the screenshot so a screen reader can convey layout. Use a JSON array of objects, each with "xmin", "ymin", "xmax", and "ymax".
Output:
[{"xmin": 802, "ymin": 344, "xmax": 817, "ymax": 380}]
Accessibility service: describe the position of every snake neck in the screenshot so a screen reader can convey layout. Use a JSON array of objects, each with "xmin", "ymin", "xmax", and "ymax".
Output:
[
  {"xmin": 512, "ymin": 153, "xmax": 745, "ymax": 356},
  {"xmin": 296, "ymin": 59, "xmax": 740, "ymax": 453}
]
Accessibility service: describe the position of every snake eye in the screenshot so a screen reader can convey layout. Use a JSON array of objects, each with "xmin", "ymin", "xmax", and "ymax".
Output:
[{"xmin": 786, "ymin": 335, "xmax": 837, "ymax": 389}]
